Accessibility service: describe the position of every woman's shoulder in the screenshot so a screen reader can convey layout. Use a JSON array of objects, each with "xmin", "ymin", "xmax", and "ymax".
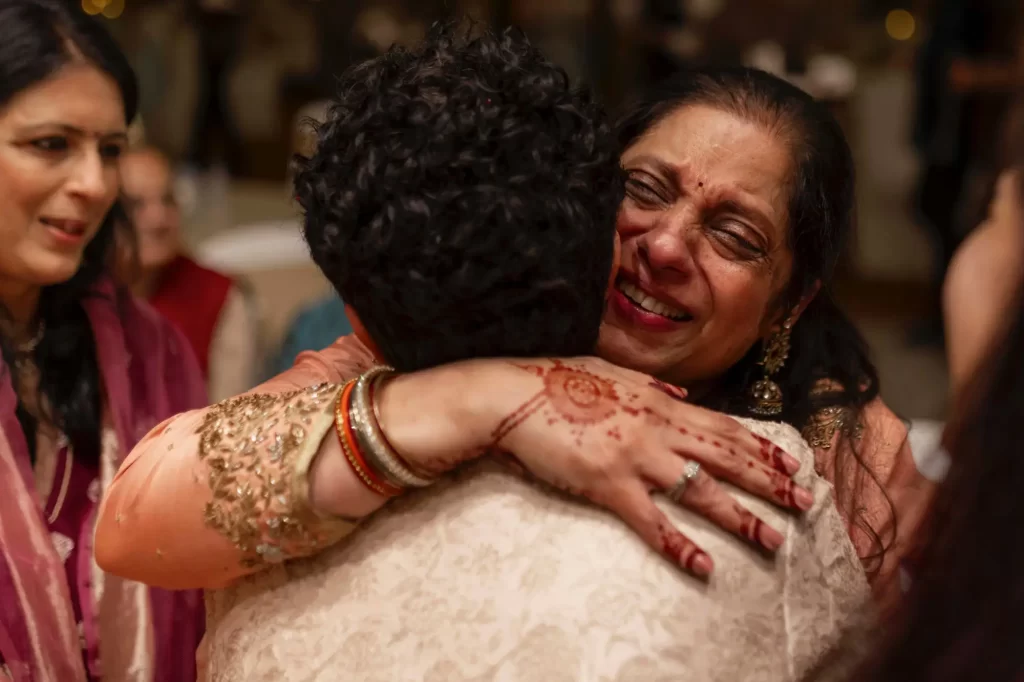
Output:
[{"xmin": 802, "ymin": 377, "xmax": 907, "ymax": 454}]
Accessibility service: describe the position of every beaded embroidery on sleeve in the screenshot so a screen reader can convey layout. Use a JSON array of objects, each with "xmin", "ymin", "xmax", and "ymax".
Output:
[
  {"xmin": 196, "ymin": 382, "xmax": 356, "ymax": 568},
  {"xmin": 803, "ymin": 406, "xmax": 865, "ymax": 450}
]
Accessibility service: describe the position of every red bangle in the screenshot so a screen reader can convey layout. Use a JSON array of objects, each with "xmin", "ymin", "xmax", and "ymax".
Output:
[{"xmin": 334, "ymin": 381, "xmax": 403, "ymax": 498}]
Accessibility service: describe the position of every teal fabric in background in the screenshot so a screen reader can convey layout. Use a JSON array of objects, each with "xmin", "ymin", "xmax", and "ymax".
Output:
[{"xmin": 268, "ymin": 296, "xmax": 353, "ymax": 377}]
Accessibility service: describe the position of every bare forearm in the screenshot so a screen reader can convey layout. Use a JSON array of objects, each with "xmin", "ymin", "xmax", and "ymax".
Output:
[{"xmin": 308, "ymin": 360, "xmax": 516, "ymax": 518}]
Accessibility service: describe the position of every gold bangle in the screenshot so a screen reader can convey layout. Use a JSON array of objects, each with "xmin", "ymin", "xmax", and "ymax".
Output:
[{"xmin": 350, "ymin": 366, "xmax": 437, "ymax": 489}]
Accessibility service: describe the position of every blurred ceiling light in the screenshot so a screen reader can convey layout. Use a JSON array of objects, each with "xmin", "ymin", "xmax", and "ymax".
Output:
[
  {"xmin": 101, "ymin": 0, "xmax": 124, "ymax": 19},
  {"xmin": 744, "ymin": 41, "xmax": 786, "ymax": 77},
  {"xmin": 354, "ymin": 7, "xmax": 402, "ymax": 51},
  {"xmin": 611, "ymin": 0, "xmax": 642, "ymax": 24},
  {"xmin": 665, "ymin": 28, "xmax": 702, "ymax": 59},
  {"xmin": 807, "ymin": 54, "xmax": 857, "ymax": 99},
  {"xmin": 885, "ymin": 9, "xmax": 916, "ymax": 41},
  {"xmin": 686, "ymin": 0, "xmax": 725, "ymax": 22},
  {"xmin": 81, "ymin": 0, "xmax": 123, "ymax": 19}
]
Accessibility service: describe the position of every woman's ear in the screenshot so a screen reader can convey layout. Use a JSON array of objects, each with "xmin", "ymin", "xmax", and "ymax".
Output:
[
  {"xmin": 789, "ymin": 280, "xmax": 822, "ymax": 325},
  {"xmin": 763, "ymin": 280, "xmax": 821, "ymax": 336}
]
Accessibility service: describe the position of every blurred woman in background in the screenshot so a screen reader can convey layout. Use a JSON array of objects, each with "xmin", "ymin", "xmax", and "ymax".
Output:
[
  {"xmin": 119, "ymin": 145, "xmax": 262, "ymax": 402},
  {"xmin": 0, "ymin": 1, "xmax": 206, "ymax": 679}
]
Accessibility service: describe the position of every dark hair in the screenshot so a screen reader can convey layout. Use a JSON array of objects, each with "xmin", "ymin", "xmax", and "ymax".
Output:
[
  {"xmin": 0, "ymin": 0, "xmax": 138, "ymax": 465},
  {"xmin": 832, "ymin": 104, "xmax": 1024, "ymax": 682},
  {"xmin": 296, "ymin": 21, "xmax": 623, "ymax": 372},
  {"xmin": 617, "ymin": 67, "xmax": 890, "ymax": 571}
]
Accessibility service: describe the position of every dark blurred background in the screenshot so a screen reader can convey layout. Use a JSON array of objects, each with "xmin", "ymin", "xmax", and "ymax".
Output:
[{"xmin": 86, "ymin": 0, "xmax": 1023, "ymax": 426}]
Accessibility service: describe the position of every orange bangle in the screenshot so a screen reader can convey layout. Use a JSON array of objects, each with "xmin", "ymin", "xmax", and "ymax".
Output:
[{"xmin": 334, "ymin": 382, "xmax": 403, "ymax": 498}]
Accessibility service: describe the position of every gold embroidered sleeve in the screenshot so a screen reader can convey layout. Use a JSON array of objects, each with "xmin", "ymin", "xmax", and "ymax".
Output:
[{"xmin": 196, "ymin": 383, "xmax": 356, "ymax": 568}]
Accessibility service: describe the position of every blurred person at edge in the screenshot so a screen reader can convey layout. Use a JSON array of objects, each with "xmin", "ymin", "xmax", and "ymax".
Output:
[
  {"xmin": 0, "ymin": 1, "xmax": 206, "ymax": 680},
  {"xmin": 810, "ymin": 100, "xmax": 1024, "ymax": 682},
  {"xmin": 119, "ymin": 146, "xmax": 262, "ymax": 402}
]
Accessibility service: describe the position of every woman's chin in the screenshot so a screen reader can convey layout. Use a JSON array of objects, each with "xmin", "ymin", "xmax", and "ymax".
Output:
[
  {"xmin": 596, "ymin": 323, "xmax": 675, "ymax": 375},
  {"xmin": 20, "ymin": 253, "xmax": 86, "ymax": 288}
]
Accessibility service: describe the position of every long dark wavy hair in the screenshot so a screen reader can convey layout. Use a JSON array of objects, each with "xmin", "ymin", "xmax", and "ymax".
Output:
[
  {"xmin": 617, "ymin": 67, "xmax": 891, "ymax": 572},
  {"xmin": 0, "ymin": 0, "xmax": 138, "ymax": 466}
]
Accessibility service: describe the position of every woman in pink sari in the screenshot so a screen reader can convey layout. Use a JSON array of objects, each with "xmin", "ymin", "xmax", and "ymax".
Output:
[{"xmin": 0, "ymin": 2, "xmax": 206, "ymax": 680}]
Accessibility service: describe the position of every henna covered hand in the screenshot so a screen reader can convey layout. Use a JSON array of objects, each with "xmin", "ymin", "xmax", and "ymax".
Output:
[
  {"xmin": 366, "ymin": 356, "xmax": 813, "ymax": 579},
  {"xmin": 484, "ymin": 357, "xmax": 813, "ymax": 579}
]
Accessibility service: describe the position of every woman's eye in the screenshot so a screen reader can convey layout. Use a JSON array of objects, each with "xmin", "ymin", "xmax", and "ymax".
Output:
[
  {"xmin": 711, "ymin": 224, "xmax": 765, "ymax": 258},
  {"xmin": 625, "ymin": 176, "xmax": 666, "ymax": 206},
  {"xmin": 31, "ymin": 136, "xmax": 69, "ymax": 153}
]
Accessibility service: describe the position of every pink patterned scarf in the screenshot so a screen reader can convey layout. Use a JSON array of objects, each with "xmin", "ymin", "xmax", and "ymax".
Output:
[{"xmin": 0, "ymin": 279, "xmax": 207, "ymax": 681}]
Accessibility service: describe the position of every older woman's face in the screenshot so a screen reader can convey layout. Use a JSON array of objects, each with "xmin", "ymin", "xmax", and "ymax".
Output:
[
  {"xmin": 598, "ymin": 104, "xmax": 794, "ymax": 387},
  {"xmin": 0, "ymin": 63, "xmax": 126, "ymax": 290}
]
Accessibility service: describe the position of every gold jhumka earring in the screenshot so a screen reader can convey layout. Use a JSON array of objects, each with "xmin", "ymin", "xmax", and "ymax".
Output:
[{"xmin": 749, "ymin": 318, "xmax": 793, "ymax": 416}]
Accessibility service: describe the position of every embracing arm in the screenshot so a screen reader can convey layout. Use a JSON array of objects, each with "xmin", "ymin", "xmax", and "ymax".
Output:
[
  {"xmin": 97, "ymin": 343, "xmax": 813, "ymax": 590},
  {"xmin": 95, "ymin": 336, "xmax": 502, "ymax": 589}
]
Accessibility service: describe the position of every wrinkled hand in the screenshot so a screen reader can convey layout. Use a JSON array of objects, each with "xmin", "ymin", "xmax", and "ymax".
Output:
[{"xmin": 490, "ymin": 357, "xmax": 813, "ymax": 579}]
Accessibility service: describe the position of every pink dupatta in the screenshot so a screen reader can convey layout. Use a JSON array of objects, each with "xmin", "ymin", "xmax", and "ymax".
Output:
[{"xmin": 0, "ymin": 279, "xmax": 207, "ymax": 681}]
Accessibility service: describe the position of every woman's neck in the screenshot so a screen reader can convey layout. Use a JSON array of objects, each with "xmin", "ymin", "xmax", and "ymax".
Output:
[{"xmin": 0, "ymin": 278, "xmax": 42, "ymax": 343}]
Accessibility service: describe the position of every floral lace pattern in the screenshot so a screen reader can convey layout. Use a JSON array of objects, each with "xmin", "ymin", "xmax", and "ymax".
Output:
[
  {"xmin": 203, "ymin": 418, "xmax": 871, "ymax": 681},
  {"xmin": 196, "ymin": 383, "xmax": 355, "ymax": 568}
]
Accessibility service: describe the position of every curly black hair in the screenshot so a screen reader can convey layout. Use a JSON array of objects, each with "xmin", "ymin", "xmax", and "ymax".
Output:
[{"xmin": 295, "ymin": 22, "xmax": 624, "ymax": 372}]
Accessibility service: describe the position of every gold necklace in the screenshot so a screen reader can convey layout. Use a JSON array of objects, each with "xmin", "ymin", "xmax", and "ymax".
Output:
[
  {"xmin": 15, "ymin": 320, "xmax": 45, "ymax": 354},
  {"xmin": 10, "ymin": 320, "xmax": 45, "ymax": 371}
]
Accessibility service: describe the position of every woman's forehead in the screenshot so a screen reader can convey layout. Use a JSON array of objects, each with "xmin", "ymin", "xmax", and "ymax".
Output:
[{"xmin": 623, "ymin": 105, "xmax": 792, "ymax": 227}]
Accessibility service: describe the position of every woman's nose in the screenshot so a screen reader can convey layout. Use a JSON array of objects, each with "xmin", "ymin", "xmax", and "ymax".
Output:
[
  {"xmin": 67, "ymin": 150, "xmax": 112, "ymax": 202},
  {"xmin": 637, "ymin": 208, "xmax": 699, "ymax": 278}
]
